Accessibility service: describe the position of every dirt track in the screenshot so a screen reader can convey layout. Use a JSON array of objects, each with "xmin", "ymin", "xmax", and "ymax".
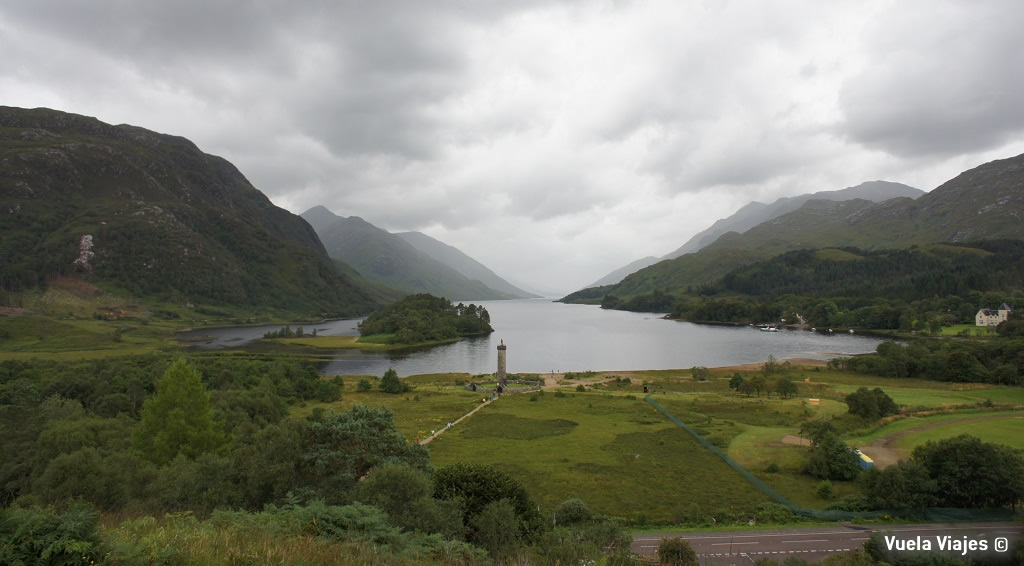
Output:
[{"xmin": 859, "ymin": 413, "xmax": 1020, "ymax": 469}]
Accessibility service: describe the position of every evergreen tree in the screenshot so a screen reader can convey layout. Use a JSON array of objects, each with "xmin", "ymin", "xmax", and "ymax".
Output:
[
  {"xmin": 133, "ymin": 359, "xmax": 227, "ymax": 466},
  {"xmin": 380, "ymin": 368, "xmax": 406, "ymax": 394}
]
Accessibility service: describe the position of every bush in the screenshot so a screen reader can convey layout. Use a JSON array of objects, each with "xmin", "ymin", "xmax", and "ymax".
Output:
[
  {"xmin": 470, "ymin": 499, "xmax": 521, "ymax": 560},
  {"xmin": 659, "ymin": 537, "xmax": 698, "ymax": 565},
  {"xmin": 357, "ymin": 379, "xmax": 372, "ymax": 392},
  {"xmin": 755, "ymin": 502, "xmax": 798, "ymax": 524},
  {"xmin": 433, "ymin": 463, "xmax": 544, "ymax": 543},
  {"xmin": 576, "ymin": 385, "xmax": 586, "ymax": 392},
  {"xmin": 816, "ymin": 480, "xmax": 834, "ymax": 500},
  {"xmin": 554, "ymin": 498, "xmax": 592, "ymax": 525}
]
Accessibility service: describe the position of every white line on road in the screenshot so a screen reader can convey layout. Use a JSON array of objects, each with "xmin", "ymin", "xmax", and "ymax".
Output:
[
  {"xmin": 783, "ymin": 539, "xmax": 828, "ymax": 543},
  {"xmin": 711, "ymin": 542, "xmax": 758, "ymax": 546}
]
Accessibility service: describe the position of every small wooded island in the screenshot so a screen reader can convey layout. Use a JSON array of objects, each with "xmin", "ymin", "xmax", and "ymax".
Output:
[
  {"xmin": 264, "ymin": 294, "xmax": 493, "ymax": 349},
  {"xmin": 359, "ymin": 293, "xmax": 493, "ymax": 344}
]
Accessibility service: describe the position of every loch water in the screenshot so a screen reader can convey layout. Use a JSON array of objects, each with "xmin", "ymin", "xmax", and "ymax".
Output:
[{"xmin": 179, "ymin": 299, "xmax": 890, "ymax": 376}]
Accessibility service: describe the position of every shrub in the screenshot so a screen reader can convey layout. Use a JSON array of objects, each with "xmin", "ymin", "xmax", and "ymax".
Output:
[
  {"xmin": 816, "ymin": 480, "xmax": 834, "ymax": 500},
  {"xmin": 658, "ymin": 537, "xmax": 698, "ymax": 565},
  {"xmin": 554, "ymin": 498, "xmax": 592, "ymax": 525}
]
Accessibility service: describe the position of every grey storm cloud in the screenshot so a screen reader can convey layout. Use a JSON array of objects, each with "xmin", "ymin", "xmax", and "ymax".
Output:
[
  {"xmin": 838, "ymin": 0, "xmax": 1024, "ymax": 158},
  {"xmin": 3, "ymin": 0, "xmax": 1024, "ymax": 290}
]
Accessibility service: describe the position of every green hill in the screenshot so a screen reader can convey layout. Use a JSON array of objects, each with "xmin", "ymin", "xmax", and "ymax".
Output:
[
  {"xmin": 0, "ymin": 106, "xmax": 378, "ymax": 317},
  {"xmin": 395, "ymin": 231, "xmax": 537, "ymax": 299},
  {"xmin": 564, "ymin": 153, "xmax": 1024, "ymax": 304},
  {"xmin": 302, "ymin": 206, "xmax": 516, "ymax": 301},
  {"xmin": 719, "ymin": 241, "xmax": 1022, "ymax": 301},
  {"xmin": 664, "ymin": 180, "xmax": 924, "ymax": 258}
]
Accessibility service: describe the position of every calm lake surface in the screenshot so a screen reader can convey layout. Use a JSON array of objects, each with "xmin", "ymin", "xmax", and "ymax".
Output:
[{"xmin": 179, "ymin": 299, "xmax": 889, "ymax": 376}]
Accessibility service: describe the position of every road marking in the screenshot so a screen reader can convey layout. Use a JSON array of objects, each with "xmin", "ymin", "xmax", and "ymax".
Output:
[
  {"xmin": 712, "ymin": 542, "xmax": 758, "ymax": 546},
  {"xmin": 783, "ymin": 539, "xmax": 827, "ymax": 543}
]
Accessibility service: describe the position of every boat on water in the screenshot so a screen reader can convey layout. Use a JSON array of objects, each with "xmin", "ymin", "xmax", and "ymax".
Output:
[{"xmin": 758, "ymin": 325, "xmax": 780, "ymax": 332}]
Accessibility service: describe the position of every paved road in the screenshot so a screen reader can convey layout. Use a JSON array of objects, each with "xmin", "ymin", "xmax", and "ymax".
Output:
[{"xmin": 633, "ymin": 522, "xmax": 1023, "ymax": 564}]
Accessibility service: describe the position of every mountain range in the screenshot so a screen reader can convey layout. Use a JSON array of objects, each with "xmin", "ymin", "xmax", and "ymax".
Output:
[
  {"xmin": 0, "ymin": 106, "xmax": 378, "ymax": 316},
  {"xmin": 300, "ymin": 206, "xmax": 533, "ymax": 301},
  {"xmin": 564, "ymin": 154, "xmax": 1024, "ymax": 304},
  {"xmin": 585, "ymin": 181, "xmax": 923, "ymax": 288},
  {"xmin": 663, "ymin": 181, "xmax": 925, "ymax": 259}
]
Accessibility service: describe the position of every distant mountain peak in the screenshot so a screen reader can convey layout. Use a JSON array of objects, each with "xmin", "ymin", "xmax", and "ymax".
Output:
[
  {"xmin": 300, "ymin": 205, "xmax": 344, "ymax": 234},
  {"xmin": 301, "ymin": 207, "xmax": 529, "ymax": 300},
  {"xmin": 663, "ymin": 180, "xmax": 923, "ymax": 259}
]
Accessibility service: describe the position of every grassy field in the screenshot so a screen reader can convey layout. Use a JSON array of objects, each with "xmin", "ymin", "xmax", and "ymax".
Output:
[
  {"xmin": 0, "ymin": 280, "xmax": 328, "ymax": 360},
  {"xmin": 828, "ymin": 383, "xmax": 1024, "ymax": 407},
  {"xmin": 0, "ymin": 314, "xmax": 185, "ymax": 358},
  {"xmin": 848, "ymin": 410, "xmax": 1024, "ymax": 449},
  {"xmin": 291, "ymin": 373, "xmax": 487, "ymax": 440},
  {"xmin": 887, "ymin": 413, "xmax": 1024, "ymax": 450},
  {"xmin": 428, "ymin": 392, "xmax": 772, "ymax": 522},
  {"xmin": 938, "ymin": 324, "xmax": 998, "ymax": 337}
]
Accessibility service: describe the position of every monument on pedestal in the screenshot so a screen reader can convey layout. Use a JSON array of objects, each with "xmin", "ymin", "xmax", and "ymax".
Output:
[{"xmin": 497, "ymin": 339, "xmax": 507, "ymax": 387}]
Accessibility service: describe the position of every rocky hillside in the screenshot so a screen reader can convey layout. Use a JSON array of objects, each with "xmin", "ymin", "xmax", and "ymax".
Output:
[{"xmin": 0, "ymin": 106, "xmax": 378, "ymax": 316}]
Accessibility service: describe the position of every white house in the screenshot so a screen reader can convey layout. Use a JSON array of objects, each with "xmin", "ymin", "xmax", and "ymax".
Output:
[{"xmin": 976, "ymin": 303, "xmax": 1012, "ymax": 327}]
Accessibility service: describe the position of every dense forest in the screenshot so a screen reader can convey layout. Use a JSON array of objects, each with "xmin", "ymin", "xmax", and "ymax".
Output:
[
  {"xmin": 0, "ymin": 355, "xmax": 638, "ymax": 564},
  {"xmin": 358, "ymin": 293, "xmax": 493, "ymax": 344},
  {"xmin": 719, "ymin": 241, "xmax": 1024, "ymax": 300}
]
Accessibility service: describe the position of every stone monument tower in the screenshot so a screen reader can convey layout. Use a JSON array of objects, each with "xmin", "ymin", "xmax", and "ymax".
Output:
[{"xmin": 497, "ymin": 339, "xmax": 507, "ymax": 387}]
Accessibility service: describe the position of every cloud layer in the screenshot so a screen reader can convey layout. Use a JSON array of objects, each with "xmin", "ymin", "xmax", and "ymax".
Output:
[{"xmin": 3, "ymin": 0, "xmax": 1023, "ymax": 292}]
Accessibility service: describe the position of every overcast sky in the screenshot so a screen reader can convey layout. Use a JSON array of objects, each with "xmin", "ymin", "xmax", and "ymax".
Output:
[{"xmin": 3, "ymin": 1, "xmax": 1024, "ymax": 294}]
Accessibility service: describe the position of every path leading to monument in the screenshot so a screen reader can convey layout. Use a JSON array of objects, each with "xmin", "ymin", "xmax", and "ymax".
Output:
[{"xmin": 419, "ymin": 396, "xmax": 496, "ymax": 445}]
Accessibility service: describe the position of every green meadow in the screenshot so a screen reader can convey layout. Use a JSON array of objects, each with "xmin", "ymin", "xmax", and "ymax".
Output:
[
  {"xmin": 395, "ymin": 367, "xmax": 1024, "ymax": 521},
  {"xmin": 828, "ymin": 383, "xmax": 1024, "ymax": 407},
  {"xmin": 887, "ymin": 413, "xmax": 1024, "ymax": 450},
  {"xmin": 291, "ymin": 373, "xmax": 486, "ymax": 440},
  {"xmin": 850, "ymin": 410, "xmax": 1024, "ymax": 450},
  {"xmin": 427, "ymin": 392, "xmax": 771, "ymax": 523}
]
